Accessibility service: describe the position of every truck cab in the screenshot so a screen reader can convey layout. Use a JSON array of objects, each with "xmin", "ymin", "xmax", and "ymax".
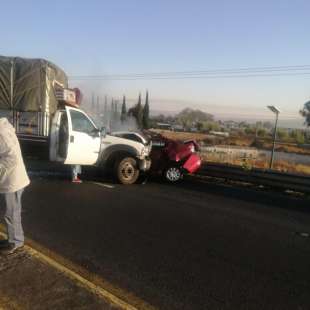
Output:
[{"xmin": 49, "ymin": 106, "xmax": 151, "ymax": 184}]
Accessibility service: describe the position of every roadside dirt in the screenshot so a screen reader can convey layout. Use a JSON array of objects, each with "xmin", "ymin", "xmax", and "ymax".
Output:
[{"xmin": 0, "ymin": 247, "xmax": 119, "ymax": 310}]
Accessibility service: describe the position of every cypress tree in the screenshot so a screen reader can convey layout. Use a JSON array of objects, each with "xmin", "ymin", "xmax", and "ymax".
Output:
[
  {"xmin": 91, "ymin": 92, "xmax": 95, "ymax": 113},
  {"xmin": 110, "ymin": 98, "xmax": 115, "ymax": 124},
  {"xmin": 104, "ymin": 95, "xmax": 108, "ymax": 114},
  {"xmin": 127, "ymin": 93, "xmax": 143, "ymax": 128},
  {"xmin": 114, "ymin": 101, "xmax": 118, "ymax": 121},
  {"xmin": 143, "ymin": 90, "xmax": 150, "ymax": 129},
  {"xmin": 136, "ymin": 93, "xmax": 143, "ymax": 128},
  {"xmin": 111, "ymin": 98, "xmax": 114, "ymax": 113},
  {"xmin": 103, "ymin": 95, "xmax": 108, "ymax": 125},
  {"xmin": 121, "ymin": 95, "xmax": 127, "ymax": 123}
]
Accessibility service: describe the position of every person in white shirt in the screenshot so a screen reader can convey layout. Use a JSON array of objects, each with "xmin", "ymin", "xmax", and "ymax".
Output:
[{"xmin": 0, "ymin": 118, "xmax": 30, "ymax": 255}]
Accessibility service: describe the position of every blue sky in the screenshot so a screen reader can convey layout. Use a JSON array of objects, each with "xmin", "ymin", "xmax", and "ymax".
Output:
[{"xmin": 1, "ymin": 0, "xmax": 310, "ymax": 124}]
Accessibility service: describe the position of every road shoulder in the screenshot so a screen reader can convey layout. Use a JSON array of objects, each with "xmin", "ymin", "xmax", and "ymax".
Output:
[{"xmin": 0, "ymin": 244, "xmax": 120, "ymax": 310}]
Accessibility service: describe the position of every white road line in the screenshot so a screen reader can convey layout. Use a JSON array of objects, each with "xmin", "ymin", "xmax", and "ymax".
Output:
[{"xmin": 91, "ymin": 182, "xmax": 115, "ymax": 189}]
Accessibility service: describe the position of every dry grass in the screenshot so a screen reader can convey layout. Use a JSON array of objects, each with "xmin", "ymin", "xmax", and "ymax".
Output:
[
  {"xmin": 150, "ymin": 129, "xmax": 208, "ymax": 142},
  {"xmin": 201, "ymin": 152, "xmax": 310, "ymax": 176}
]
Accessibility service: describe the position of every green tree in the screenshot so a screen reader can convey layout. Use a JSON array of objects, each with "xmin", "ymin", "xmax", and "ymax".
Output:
[
  {"xmin": 244, "ymin": 127, "xmax": 255, "ymax": 135},
  {"xmin": 142, "ymin": 91, "xmax": 150, "ymax": 129},
  {"xmin": 136, "ymin": 93, "xmax": 143, "ymax": 128},
  {"xmin": 176, "ymin": 108, "xmax": 213, "ymax": 130},
  {"xmin": 277, "ymin": 128, "xmax": 289, "ymax": 141},
  {"xmin": 111, "ymin": 98, "xmax": 114, "ymax": 116},
  {"xmin": 296, "ymin": 131, "xmax": 305, "ymax": 144},
  {"xmin": 196, "ymin": 121, "xmax": 204, "ymax": 132},
  {"xmin": 104, "ymin": 95, "xmax": 108, "ymax": 113},
  {"xmin": 300, "ymin": 100, "xmax": 310, "ymax": 126},
  {"xmin": 128, "ymin": 93, "xmax": 143, "ymax": 128},
  {"xmin": 202, "ymin": 121, "xmax": 220, "ymax": 131},
  {"xmin": 121, "ymin": 95, "xmax": 127, "ymax": 123},
  {"xmin": 111, "ymin": 99, "xmax": 120, "ymax": 122},
  {"xmin": 114, "ymin": 101, "xmax": 118, "ymax": 120},
  {"xmin": 290, "ymin": 129, "xmax": 305, "ymax": 144},
  {"xmin": 102, "ymin": 95, "xmax": 108, "ymax": 125},
  {"xmin": 257, "ymin": 128, "xmax": 267, "ymax": 137}
]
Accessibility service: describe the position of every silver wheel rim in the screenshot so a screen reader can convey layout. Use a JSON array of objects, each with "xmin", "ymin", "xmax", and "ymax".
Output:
[
  {"xmin": 121, "ymin": 162, "xmax": 135, "ymax": 181},
  {"xmin": 166, "ymin": 167, "xmax": 181, "ymax": 181}
]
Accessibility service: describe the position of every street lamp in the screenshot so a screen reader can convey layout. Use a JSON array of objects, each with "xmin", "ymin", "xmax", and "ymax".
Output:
[{"xmin": 267, "ymin": 105, "xmax": 280, "ymax": 169}]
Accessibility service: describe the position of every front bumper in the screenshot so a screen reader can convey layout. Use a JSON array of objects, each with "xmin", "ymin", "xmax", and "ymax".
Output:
[{"xmin": 139, "ymin": 157, "xmax": 152, "ymax": 171}]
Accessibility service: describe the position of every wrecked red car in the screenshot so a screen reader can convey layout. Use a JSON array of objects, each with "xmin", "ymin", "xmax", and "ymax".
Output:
[
  {"xmin": 110, "ymin": 131, "xmax": 201, "ymax": 182},
  {"xmin": 150, "ymin": 136, "xmax": 201, "ymax": 182}
]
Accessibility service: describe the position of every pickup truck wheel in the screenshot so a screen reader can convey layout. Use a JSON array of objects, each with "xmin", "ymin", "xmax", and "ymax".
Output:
[
  {"xmin": 164, "ymin": 166, "xmax": 183, "ymax": 182},
  {"xmin": 116, "ymin": 157, "xmax": 140, "ymax": 185}
]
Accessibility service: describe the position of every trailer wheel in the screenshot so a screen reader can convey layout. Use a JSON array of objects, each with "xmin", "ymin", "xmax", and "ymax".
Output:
[{"xmin": 115, "ymin": 157, "xmax": 140, "ymax": 185}]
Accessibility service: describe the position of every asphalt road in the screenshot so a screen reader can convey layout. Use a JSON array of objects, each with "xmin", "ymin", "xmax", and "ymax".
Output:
[{"xmin": 1, "ymin": 176, "xmax": 310, "ymax": 310}]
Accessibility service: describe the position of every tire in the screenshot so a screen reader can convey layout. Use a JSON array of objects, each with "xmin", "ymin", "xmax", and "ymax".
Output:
[
  {"xmin": 115, "ymin": 157, "xmax": 140, "ymax": 185},
  {"xmin": 164, "ymin": 166, "xmax": 183, "ymax": 182}
]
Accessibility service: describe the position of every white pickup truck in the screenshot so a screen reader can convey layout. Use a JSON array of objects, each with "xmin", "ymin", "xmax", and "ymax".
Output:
[
  {"xmin": 0, "ymin": 56, "xmax": 151, "ymax": 184},
  {"xmin": 49, "ymin": 106, "xmax": 151, "ymax": 184}
]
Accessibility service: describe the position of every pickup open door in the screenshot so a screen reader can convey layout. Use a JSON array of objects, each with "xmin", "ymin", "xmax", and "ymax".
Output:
[{"xmin": 50, "ymin": 107, "xmax": 101, "ymax": 165}]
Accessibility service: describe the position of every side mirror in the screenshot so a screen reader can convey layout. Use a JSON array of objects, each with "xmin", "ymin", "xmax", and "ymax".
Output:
[
  {"xmin": 89, "ymin": 128, "xmax": 100, "ymax": 137},
  {"xmin": 100, "ymin": 127, "xmax": 107, "ymax": 137}
]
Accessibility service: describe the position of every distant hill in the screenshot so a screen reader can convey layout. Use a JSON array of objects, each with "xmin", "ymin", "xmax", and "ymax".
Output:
[{"xmin": 151, "ymin": 109, "xmax": 307, "ymax": 129}]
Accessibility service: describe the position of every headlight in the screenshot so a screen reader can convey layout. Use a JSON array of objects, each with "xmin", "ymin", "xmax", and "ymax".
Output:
[{"xmin": 141, "ymin": 146, "xmax": 150, "ymax": 157}]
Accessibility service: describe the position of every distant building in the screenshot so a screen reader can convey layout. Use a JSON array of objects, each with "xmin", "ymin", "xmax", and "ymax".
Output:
[
  {"xmin": 209, "ymin": 131, "xmax": 230, "ymax": 137},
  {"xmin": 156, "ymin": 122, "xmax": 172, "ymax": 130},
  {"xmin": 172, "ymin": 124, "xmax": 184, "ymax": 131},
  {"xmin": 223, "ymin": 120, "xmax": 238, "ymax": 130},
  {"xmin": 190, "ymin": 127, "xmax": 198, "ymax": 132}
]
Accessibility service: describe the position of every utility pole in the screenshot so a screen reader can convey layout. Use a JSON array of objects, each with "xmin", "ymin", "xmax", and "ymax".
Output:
[{"xmin": 267, "ymin": 106, "xmax": 280, "ymax": 169}]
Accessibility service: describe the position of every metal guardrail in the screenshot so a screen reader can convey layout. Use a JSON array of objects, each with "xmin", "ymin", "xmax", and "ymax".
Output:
[{"xmin": 196, "ymin": 163, "xmax": 310, "ymax": 193}]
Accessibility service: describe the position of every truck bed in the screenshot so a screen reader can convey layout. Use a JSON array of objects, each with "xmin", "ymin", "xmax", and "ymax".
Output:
[{"xmin": 0, "ymin": 110, "xmax": 50, "ymax": 160}]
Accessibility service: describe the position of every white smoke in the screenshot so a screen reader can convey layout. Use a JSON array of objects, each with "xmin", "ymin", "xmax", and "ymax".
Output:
[{"xmin": 80, "ymin": 94, "xmax": 139, "ymax": 133}]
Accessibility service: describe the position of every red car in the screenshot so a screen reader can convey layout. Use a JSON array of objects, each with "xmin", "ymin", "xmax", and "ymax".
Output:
[
  {"xmin": 150, "ymin": 136, "xmax": 201, "ymax": 182},
  {"xmin": 111, "ymin": 131, "xmax": 202, "ymax": 182}
]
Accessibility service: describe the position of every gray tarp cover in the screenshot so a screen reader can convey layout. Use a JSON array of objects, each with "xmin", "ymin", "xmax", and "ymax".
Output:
[{"xmin": 0, "ymin": 56, "xmax": 68, "ymax": 114}]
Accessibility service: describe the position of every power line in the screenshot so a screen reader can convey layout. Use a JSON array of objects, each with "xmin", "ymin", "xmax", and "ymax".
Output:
[
  {"xmin": 68, "ymin": 65, "xmax": 310, "ymax": 80},
  {"xmin": 69, "ymin": 72, "xmax": 310, "ymax": 81}
]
